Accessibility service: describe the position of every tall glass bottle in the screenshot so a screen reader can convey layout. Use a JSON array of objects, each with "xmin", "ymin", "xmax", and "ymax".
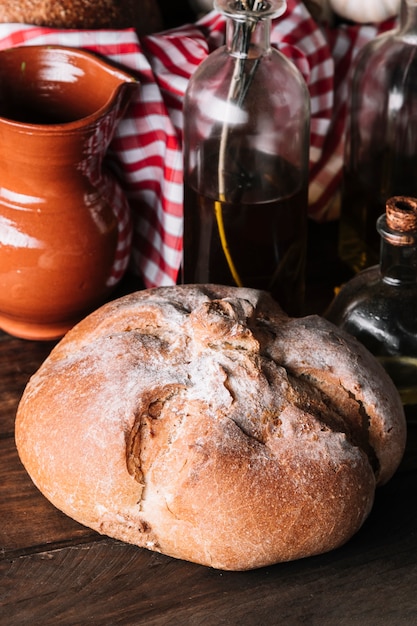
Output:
[
  {"xmin": 182, "ymin": 0, "xmax": 310, "ymax": 316},
  {"xmin": 327, "ymin": 196, "xmax": 417, "ymax": 410},
  {"xmin": 339, "ymin": 0, "xmax": 417, "ymax": 274}
]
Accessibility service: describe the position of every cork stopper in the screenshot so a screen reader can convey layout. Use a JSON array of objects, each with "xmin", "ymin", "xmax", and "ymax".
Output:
[{"xmin": 386, "ymin": 196, "xmax": 417, "ymax": 232}]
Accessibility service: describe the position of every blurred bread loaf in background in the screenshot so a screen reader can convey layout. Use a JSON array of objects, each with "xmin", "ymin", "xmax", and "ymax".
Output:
[{"xmin": 0, "ymin": 0, "xmax": 163, "ymax": 34}]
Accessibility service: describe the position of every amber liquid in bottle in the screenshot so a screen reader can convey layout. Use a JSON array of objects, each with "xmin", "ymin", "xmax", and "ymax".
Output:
[
  {"xmin": 340, "ymin": 152, "xmax": 417, "ymax": 273},
  {"xmin": 379, "ymin": 356, "xmax": 417, "ymax": 406},
  {"xmin": 182, "ymin": 150, "xmax": 307, "ymax": 317}
]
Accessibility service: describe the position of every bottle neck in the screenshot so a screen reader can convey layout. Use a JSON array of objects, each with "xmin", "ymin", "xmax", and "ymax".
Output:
[
  {"xmin": 400, "ymin": 0, "xmax": 417, "ymax": 36},
  {"xmin": 215, "ymin": 0, "xmax": 287, "ymax": 58},
  {"xmin": 378, "ymin": 214, "xmax": 417, "ymax": 284},
  {"xmin": 225, "ymin": 15, "xmax": 271, "ymax": 58}
]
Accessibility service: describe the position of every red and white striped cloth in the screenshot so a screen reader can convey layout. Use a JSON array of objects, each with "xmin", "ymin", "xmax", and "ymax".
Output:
[{"xmin": 0, "ymin": 1, "xmax": 396, "ymax": 288}]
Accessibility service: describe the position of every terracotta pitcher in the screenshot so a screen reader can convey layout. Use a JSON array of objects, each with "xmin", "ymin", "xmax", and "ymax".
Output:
[{"xmin": 0, "ymin": 45, "xmax": 138, "ymax": 340}]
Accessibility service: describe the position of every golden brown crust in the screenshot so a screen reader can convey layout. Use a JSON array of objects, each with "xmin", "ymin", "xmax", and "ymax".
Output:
[
  {"xmin": 15, "ymin": 285, "xmax": 406, "ymax": 570},
  {"xmin": 0, "ymin": 0, "xmax": 163, "ymax": 34}
]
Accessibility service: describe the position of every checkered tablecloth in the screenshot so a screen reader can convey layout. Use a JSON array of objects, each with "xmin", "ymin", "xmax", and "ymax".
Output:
[{"xmin": 0, "ymin": 0, "xmax": 395, "ymax": 288}]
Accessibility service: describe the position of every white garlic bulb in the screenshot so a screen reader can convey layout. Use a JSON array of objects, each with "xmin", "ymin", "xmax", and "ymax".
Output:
[{"xmin": 329, "ymin": 0, "xmax": 400, "ymax": 23}]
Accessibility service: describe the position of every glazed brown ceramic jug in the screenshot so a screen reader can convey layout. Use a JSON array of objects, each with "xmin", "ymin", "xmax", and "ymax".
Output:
[{"xmin": 0, "ymin": 45, "xmax": 138, "ymax": 340}]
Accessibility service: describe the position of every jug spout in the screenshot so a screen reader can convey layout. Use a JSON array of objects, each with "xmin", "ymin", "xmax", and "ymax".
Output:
[
  {"xmin": 80, "ymin": 52, "xmax": 138, "ymax": 124},
  {"xmin": 109, "ymin": 68, "xmax": 139, "ymax": 124}
]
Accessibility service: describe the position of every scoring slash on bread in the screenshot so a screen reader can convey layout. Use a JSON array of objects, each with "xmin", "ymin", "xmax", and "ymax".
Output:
[{"xmin": 15, "ymin": 285, "xmax": 406, "ymax": 571}]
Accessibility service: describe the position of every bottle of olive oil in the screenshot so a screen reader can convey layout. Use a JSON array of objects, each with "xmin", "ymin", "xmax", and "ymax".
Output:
[{"xmin": 182, "ymin": 0, "xmax": 310, "ymax": 316}]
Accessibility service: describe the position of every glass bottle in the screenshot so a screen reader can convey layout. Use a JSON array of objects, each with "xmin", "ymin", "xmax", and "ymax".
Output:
[
  {"xmin": 181, "ymin": 0, "xmax": 310, "ymax": 316},
  {"xmin": 339, "ymin": 0, "xmax": 417, "ymax": 274},
  {"xmin": 327, "ymin": 196, "xmax": 417, "ymax": 409}
]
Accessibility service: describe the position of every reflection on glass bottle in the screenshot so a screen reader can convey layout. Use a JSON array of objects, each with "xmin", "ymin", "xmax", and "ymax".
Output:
[
  {"xmin": 339, "ymin": 0, "xmax": 417, "ymax": 274},
  {"xmin": 182, "ymin": 0, "xmax": 310, "ymax": 316},
  {"xmin": 328, "ymin": 196, "xmax": 417, "ymax": 409}
]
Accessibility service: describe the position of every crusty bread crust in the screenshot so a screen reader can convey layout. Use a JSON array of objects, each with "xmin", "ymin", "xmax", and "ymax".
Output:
[
  {"xmin": 0, "ymin": 0, "xmax": 162, "ymax": 34},
  {"xmin": 15, "ymin": 285, "xmax": 406, "ymax": 570}
]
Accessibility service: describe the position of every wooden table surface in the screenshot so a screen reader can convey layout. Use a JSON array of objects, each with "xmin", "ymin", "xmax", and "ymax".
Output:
[{"xmin": 1, "ymin": 221, "xmax": 417, "ymax": 626}]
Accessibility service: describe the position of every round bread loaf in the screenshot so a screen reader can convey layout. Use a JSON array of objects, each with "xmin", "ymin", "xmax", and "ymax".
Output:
[
  {"xmin": 0, "ymin": 0, "xmax": 163, "ymax": 34},
  {"xmin": 15, "ymin": 285, "xmax": 406, "ymax": 570}
]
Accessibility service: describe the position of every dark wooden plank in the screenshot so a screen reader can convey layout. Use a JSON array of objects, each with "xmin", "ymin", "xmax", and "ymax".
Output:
[
  {"xmin": 0, "ymin": 333, "xmax": 55, "ymax": 436},
  {"xmin": 0, "ymin": 333, "xmax": 97, "ymax": 554},
  {"xmin": 0, "ymin": 439, "xmax": 98, "ymax": 556},
  {"xmin": 1, "ymin": 469, "xmax": 417, "ymax": 625}
]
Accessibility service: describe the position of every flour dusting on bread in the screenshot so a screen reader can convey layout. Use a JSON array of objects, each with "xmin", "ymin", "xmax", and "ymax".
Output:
[{"xmin": 15, "ymin": 285, "xmax": 406, "ymax": 570}]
